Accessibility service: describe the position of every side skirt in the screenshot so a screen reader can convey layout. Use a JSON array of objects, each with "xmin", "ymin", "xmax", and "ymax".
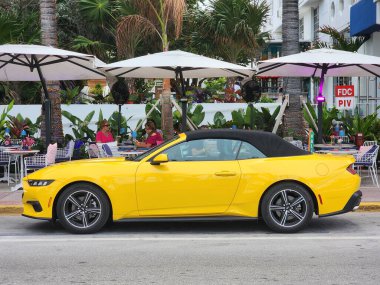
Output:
[{"xmin": 117, "ymin": 216, "xmax": 259, "ymax": 223}]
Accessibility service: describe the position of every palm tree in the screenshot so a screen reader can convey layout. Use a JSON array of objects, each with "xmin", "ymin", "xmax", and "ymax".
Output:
[
  {"xmin": 194, "ymin": 0, "xmax": 269, "ymax": 64},
  {"xmin": 281, "ymin": 0, "xmax": 305, "ymax": 140},
  {"xmin": 40, "ymin": 0, "xmax": 64, "ymax": 144},
  {"xmin": 116, "ymin": 0, "xmax": 187, "ymax": 138},
  {"xmin": 316, "ymin": 25, "xmax": 369, "ymax": 52}
]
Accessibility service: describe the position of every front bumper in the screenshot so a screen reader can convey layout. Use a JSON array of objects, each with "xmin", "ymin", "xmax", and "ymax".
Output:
[{"xmin": 319, "ymin": 190, "xmax": 362, "ymax": 217}]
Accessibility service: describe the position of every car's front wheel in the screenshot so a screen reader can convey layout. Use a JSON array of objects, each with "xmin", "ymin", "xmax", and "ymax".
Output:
[
  {"xmin": 57, "ymin": 183, "xmax": 110, "ymax": 234},
  {"xmin": 261, "ymin": 183, "xmax": 314, "ymax": 233}
]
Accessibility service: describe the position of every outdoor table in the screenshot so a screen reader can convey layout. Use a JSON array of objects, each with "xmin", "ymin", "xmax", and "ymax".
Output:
[
  {"xmin": 119, "ymin": 150, "xmax": 147, "ymax": 158},
  {"xmin": 315, "ymin": 149, "xmax": 359, "ymax": 155},
  {"xmin": 314, "ymin": 143, "xmax": 356, "ymax": 150},
  {"xmin": 3, "ymin": 149, "xmax": 39, "ymax": 191}
]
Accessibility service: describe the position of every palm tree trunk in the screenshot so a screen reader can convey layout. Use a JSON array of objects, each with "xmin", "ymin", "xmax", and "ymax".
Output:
[
  {"xmin": 40, "ymin": 0, "xmax": 64, "ymax": 145},
  {"xmin": 282, "ymin": 0, "xmax": 307, "ymax": 140}
]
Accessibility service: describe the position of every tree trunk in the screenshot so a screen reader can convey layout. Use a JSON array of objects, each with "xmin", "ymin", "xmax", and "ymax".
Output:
[
  {"xmin": 40, "ymin": 0, "xmax": 64, "ymax": 145},
  {"xmin": 282, "ymin": 0, "xmax": 307, "ymax": 140}
]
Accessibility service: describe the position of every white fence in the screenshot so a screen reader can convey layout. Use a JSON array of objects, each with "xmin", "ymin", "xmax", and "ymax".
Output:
[{"xmin": 1, "ymin": 103, "xmax": 281, "ymax": 137}]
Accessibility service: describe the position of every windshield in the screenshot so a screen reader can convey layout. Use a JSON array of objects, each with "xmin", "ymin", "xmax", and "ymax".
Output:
[{"xmin": 129, "ymin": 136, "xmax": 179, "ymax": 162}]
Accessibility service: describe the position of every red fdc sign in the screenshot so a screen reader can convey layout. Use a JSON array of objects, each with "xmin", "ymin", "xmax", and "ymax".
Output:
[
  {"xmin": 335, "ymin": 85, "xmax": 354, "ymax": 97},
  {"xmin": 335, "ymin": 85, "xmax": 355, "ymax": 110}
]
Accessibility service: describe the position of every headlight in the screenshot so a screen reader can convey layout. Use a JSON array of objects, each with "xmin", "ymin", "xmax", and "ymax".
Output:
[{"xmin": 28, "ymin": 180, "xmax": 55, "ymax": 187}]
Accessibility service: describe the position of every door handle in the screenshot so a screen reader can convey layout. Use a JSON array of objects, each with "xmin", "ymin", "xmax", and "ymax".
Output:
[{"xmin": 215, "ymin": 171, "xmax": 237, "ymax": 177}]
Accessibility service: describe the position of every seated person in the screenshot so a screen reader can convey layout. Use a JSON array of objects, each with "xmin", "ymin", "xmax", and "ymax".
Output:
[
  {"xmin": 135, "ymin": 121, "xmax": 163, "ymax": 148},
  {"xmin": 96, "ymin": 120, "xmax": 114, "ymax": 143}
]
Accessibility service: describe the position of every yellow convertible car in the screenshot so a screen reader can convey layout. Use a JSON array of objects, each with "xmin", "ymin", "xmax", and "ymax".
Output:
[{"xmin": 22, "ymin": 129, "xmax": 361, "ymax": 234}]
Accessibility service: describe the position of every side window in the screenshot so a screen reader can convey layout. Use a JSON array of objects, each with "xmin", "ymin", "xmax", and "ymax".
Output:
[
  {"xmin": 237, "ymin": 142, "xmax": 266, "ymax": 159},
  {"xmin": 161, "ymin": 139, "xmax": 242, "ymax": 161}
]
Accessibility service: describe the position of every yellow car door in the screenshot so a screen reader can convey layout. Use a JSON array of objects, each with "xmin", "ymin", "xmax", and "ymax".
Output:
[{"xmin": 135, "ymin": 138, "xmax": 242, "ymax": 216}]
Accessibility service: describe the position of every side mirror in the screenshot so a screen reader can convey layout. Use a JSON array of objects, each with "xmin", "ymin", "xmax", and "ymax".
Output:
[{"xmin": 151, "ymin": 153, "xmax": 169, "ymax": 165}]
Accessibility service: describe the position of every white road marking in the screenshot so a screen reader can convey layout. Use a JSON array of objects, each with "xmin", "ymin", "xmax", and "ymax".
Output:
[{"xmin": 0, "ymin": 235, "xmax": 380, "ymax": 242}]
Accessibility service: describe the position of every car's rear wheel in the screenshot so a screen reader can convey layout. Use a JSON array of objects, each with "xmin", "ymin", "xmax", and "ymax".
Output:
[
  {"xmin": 261, "ymin": 183, "xmax": 314, "ymax": 233},
  {"xmin": 57, "ymin": 183, "xmax": 110, "ymax": 234}
]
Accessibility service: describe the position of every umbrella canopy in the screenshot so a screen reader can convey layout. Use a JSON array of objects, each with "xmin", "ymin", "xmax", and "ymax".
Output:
[
  {"xmin": 101, "ymin": 50, "xmax": 255, "ymax": 78},
  {"xmin": 102, "ymin": 50, "xmax": 256, "ymax": 131},
  {"xmin": 257, "ymin": 48, "xmax": 380, "ymax": 77},
  {"xmin": 0, "ymin": 44, "xmax": 106, "ymax": 147},
  {"xmin": 0, "ymin": 44, "xmax": 105, "ymax": 81},
  {"xmin": 257, "ymin": 48, "xmax": 380, "ymax": 144}
]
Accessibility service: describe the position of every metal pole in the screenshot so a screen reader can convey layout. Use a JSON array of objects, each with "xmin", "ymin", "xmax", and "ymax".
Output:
[
  {"xmin": 179, "ymin": 69, "xmax": 187, "ymax": 132},
  {"xmin": 249, "ymin": 103, "xmax": 254, "ymax": 130},
  {"xmin": 317, "ymin": 65, "xmax": 328, "ymax": 144},
  {"xmin": 118, "ymin": 104, "xmax": 122, "ymax": 136},
  {"xmin": 32, "ymin": 55, "xmax": 51, "ymax": 147}
]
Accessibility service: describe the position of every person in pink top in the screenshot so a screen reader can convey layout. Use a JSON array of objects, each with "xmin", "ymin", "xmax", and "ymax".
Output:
[
  {"xmin": 135, "ymin": 121, "xmax": 163, "ymax": 148},
  {"xmin": 96, "ymin": 120, "xmax": 114, "ymax": 143}
]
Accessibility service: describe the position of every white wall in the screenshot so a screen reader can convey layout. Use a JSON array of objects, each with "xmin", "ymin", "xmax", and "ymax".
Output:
[{"xmin": 0, "ymin": 103, "xmax": 281, "ymax": 137}]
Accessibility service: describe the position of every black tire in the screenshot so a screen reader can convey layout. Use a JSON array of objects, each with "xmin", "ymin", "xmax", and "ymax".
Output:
[
  {"xmin": 261, "ymin": 183, "xmax": 314, "ymax": 233},
  {"xmin": 57, "ymin": 183, "xmax": 110, "ymax": 234}
]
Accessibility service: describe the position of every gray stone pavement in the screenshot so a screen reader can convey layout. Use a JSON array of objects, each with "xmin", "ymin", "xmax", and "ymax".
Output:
[{"xmin": 0, "ymin": 171, "xmax": 379, "ymax": 213}]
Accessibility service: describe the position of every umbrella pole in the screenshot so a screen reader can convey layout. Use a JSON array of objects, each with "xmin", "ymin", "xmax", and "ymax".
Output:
[
  {"xmin": 317, "ymin": 65, "xmax": 328, "ymax": 144},
  {"xmin": 179, "ymin": 69, "xmax": 187, "ymax": 132},
  {"xmin": 118, "ymin": 104, "xmax": 122, "ymax": 136},
  {"xmin": 32, "ymin": 55, "xmax": 51, "ymax": 148}
]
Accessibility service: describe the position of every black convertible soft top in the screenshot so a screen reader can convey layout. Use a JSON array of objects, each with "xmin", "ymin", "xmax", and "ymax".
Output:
[{"xmin": 185, "ymin": 129, "xmax": 310, "ymax": 157}]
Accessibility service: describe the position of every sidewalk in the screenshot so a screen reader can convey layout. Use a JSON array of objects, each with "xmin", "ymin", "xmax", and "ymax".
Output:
[{"xmin": 1, "ymin": 172, "xmax": 379, "ymax": 215}]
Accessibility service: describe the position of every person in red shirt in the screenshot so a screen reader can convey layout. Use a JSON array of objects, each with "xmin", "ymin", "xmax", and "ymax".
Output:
[
  {"xmin": 135, "ymin": 121, "xmax": 163, "ymax": 148},
  {"xmin": 96, "ymin": 120, "xmax": 114, "ymax": 143}
]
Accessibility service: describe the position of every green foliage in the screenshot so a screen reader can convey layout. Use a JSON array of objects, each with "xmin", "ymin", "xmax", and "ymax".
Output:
[
  {"xmin": 60, "ymin": 86, "xmax": 81, "ymax": 104},
  {"xmin": 341, "ymin": 107, "xmax": 380, "ymax": 140},
  {"xmin": 62, "ymin": 110, "xmax": 96, "ymax": 140},
  {"xmin": 211, "ymin": 111, "xmax": 227, "ymax": 128},
  {"xmin": 145, "ymin": 102, "xmax": 162, "ymax": 128},
  {"xmin": 173, "ymin": 104, "xmax": 206, "ymax": 127},
  {"xmin": 7, "ymin": 113, "xmax": 40, "ymax": 138},
  {"xmin": 230, "ymin": 105, "xmax": 280, "ymax": 131},
  {"xmin": 107, "ymin": 111, "xmax": 132, "ymax": 136},
  {"xmin": 203, "ymin": 78, "xmax": 227, "ymax": 95},
  {"xmin": 303, "ymin": 103, "xmax": 339, "ymax": 138},
  {"xmin": 0, "ymin": 100, "xmax": 14, "ymax": 139},
  {"xmin": 259, "ymin": 96, "xmax": 274, "ymax": 103}
]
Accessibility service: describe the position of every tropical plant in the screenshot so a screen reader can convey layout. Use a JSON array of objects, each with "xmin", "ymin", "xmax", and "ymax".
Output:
[
  {"xmin": 231, "ymin": 105, "xmax": 280, "ymax": 131},
  {"xmin": 7, "ymin": 113, "xmax": 41, "ymax": 138},
  {"xmin": 210, "ymin": 111, "xmax": 227, "ymax": 128},
  {"xmin": 316, "ymin": 25, "xmax": 369, "ymax": 52},
  {"xmin": 0, "ymin": 100, "xmax": 14, "ymax": 139},
  {"xmin": 60, "ymin": 86, "xmax": 81, "ymax": 104},
  {"xmin": 62, "ymin": 110, "xmax": 96, "ymax": 140},
  {"xmin": 341, "ymin": 107, "xmax": 380, "ymax": 140},
  {"xmin": 303, "ymin": 103, "xmax": 340, "ymax": 140},
  {"xmin": 173, "ymin": 104, "xmax": 206, "ymax": 127},
  {"xmin": 192, "ymin": 0, "xmax": 269, "ymax": 64}
]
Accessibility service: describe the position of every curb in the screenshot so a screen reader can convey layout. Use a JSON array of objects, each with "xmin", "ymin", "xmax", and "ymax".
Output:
[
  {"xmin": 0, "ymin": 205, "xmax": 23, "ymax": 215},
  {"xmin": 1, "ymin": 203, "xmax": 380, "ymax": 215}
]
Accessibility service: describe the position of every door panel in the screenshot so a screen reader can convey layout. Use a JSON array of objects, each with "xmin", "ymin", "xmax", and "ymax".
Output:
[{"xmin": 135, "ymin": 160, "xmax": 241, "ymax": 216}]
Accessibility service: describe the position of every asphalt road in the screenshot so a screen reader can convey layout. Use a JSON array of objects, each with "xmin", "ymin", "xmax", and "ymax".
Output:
[{"xmin": 1, "ymin": 213, "xmax": 380, "ymax": 285}]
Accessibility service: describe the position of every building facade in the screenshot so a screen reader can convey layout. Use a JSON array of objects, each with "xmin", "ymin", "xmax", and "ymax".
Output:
[{"xmin": 262, "ymin": 0, "xmax": 380, "ymax": 116}]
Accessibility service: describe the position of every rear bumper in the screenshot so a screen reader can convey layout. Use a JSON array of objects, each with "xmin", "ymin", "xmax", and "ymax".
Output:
[{"xmin": 319, "ymin": 190, "xmax": 362, "ymax": 217}]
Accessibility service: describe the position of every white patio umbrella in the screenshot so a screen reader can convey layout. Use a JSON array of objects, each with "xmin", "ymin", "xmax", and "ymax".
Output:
[
  {"xmin": 101, "ymin": 50, "xmax": 256, "ymax": 130},
  {"xmin": 256, "ymin": 48, "xmax": 380, "ymax": 143},
  {"xmin": 0, "ymin": 44, "xmax": 105, "ymax": 146}
]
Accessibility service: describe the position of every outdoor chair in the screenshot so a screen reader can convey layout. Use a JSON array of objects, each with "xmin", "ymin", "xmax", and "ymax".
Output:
[
  {"xmin": 102, "ymin": 144, "xmax": 113, "ymax": 157},
  {"xmin": 363, "ymin": 141, "xmax": 377, "ymax": 146},
  {"xmin": 56, "ymin": 140, "xmax": 75, "ymax": 162},
  {"xmin": 335, "ymin": 136, "xmax": 349, "ymax": 143},
  {"xmin": 10, "ymin": 139, "xmax": 22, "ymax": 145},
  {"xmin": 0, "ymin": 151, "xmax": 11, "ymax": 183},
  {"xmin": 24, "ymin": 143, "xmax": 57, "ymax": 174},
  {"xmin": 88, "ymin": 143, "xmax": 101, "ymax": 158},
  {"xmin": 353, "ymin": 145, "xmax": 379, "ymax": 187}
]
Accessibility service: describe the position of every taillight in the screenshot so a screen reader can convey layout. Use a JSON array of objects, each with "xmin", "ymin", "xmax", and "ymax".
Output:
[{"xmin": 347, "ymin": 164, "xmax": 357, "ymax": 175}]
